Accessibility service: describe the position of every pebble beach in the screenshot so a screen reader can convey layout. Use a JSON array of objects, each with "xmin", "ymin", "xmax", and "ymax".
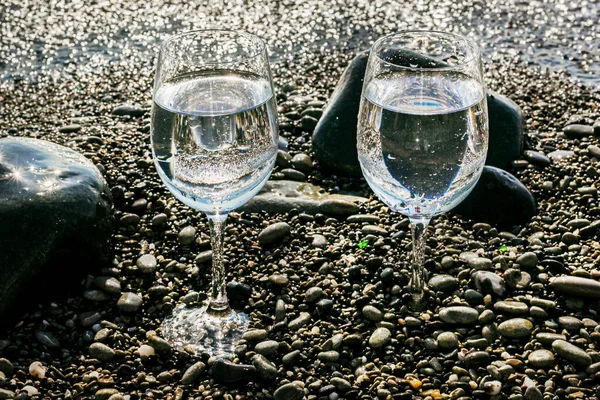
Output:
[{"xmin": 1, "ymin": 0, "xmax": 600, "ymax": 399}]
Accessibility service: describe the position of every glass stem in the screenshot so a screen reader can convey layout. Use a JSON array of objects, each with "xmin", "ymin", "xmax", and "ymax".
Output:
[
  {"xmin": 207, "ymin": 213, "xmax": 231, "ymax": 317},
  {"xmin": 409, "ymin": 217, "xmax": 430, "ymax": 306}
]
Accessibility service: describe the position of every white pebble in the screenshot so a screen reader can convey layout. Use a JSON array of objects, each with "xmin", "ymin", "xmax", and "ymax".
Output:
[
  {"xmin": 22, "ymin": 385, "xmax": 40, "ymax": 395},
  {"xmin": 138, "ymin": 344, "xmax": 155, "ymax": 357},
  {"xmin": 29, "ymin": 361, "xmax": 46, "ymax": 379}
]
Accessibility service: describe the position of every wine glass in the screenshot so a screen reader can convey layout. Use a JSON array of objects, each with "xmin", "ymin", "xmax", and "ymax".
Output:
[
  {"xmin": 150, "ymin": 30, "xmax": 278, "ymax": 356},
  {"xmin": 357, "ymin": 31, "xmax": 488, "ymax": 308}
]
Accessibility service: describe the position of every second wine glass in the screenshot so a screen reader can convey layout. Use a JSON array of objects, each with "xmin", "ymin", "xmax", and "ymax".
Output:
[
  {"xmin": 357, "ymin": 31, "xmax": 488, "ymax": 307},
  {"xmin": 151, "ymin": 30, "xmax": 278, "ymax": 356}
]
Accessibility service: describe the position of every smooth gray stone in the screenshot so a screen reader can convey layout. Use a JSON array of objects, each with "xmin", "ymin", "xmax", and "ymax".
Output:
[
  {"xmin": 439, "ymin": 306, "xmax": 479, "ymax": 325},
  {"xmin": 241, "ymin": 180, "xmax": 367, "ymax": 216},
  {"xmin": 527, "ymin": 349, "xmax": 555, "ymax": 369},
  {"xmin": 552, "ymin": 340, "xmax": 592, "ymax": 367},
  {"xmin": 497, "ymin": 318, "xmax": 534, "ymax": 338},
  {"xmin": 472, "ymin": 271, "xmax": 506, "ymax": 297},
  {"xmin": 258, "ymin": 222, "xmax": 291, "ymax": 245},
  {"xmin": 550, "ymin": 276, "xmax": 600, "ymax": 298},
  {"xmin": 181, "ymin": 361, "xmax": 206, "ymax": 385},
  {"xmin": 274, "ymin": 383, "xmax": 304, "ymax": 400},
  {"xmin": 0, "ymin": 138, "xmax": 112, "ymax": 318},
  {"xmin": 368, "ymin": 327, "xmax": 392, "ymax": 348}
]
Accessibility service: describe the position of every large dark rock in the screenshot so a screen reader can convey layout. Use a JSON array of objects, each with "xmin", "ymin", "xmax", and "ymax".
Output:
[
  {"xmin": 0, "ymin": 138, "xmax": 112, "ymax": 319},
  {"xmin": 312, "ymin": 51, "xmax": 525, "ymax": 176},
  {"xmin": 452, "ymin": 166, "xmax": 536, "ymax": 228}
]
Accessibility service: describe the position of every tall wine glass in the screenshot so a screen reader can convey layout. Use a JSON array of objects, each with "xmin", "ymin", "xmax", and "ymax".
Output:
[
  {"xmin": 151, "ymin": 30, "xmax": 278, "ymax": 356},
  {"xmin": 357, "ymin": 31, "xmax": 488, "ymax": 308}
]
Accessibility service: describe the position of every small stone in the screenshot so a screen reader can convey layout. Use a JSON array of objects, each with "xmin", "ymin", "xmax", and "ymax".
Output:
[
  {"xmin": 147, "ymin": 332, "xmax": 172, "ymax": 354},
  {"xmin": 58, "ymin": 124, "xmax": 82, "ymax": 133},
  {"xmin": 527, "ymin": 349, "xmax": 555, "ymax": 369},
  {"xmin": 137, "ymin": 345, "xmax": 155, "ymax": 357},
  {"xmin": 318, "ymin": 351, "xmax": 340, "ymax": 363},
  {"xmin": 119, "ymin": 213, "xmax": 140, "ymax": 226},
  {"xmin": 89, "ymin": 343, "xmax": 115, "ymax": 361},
  {"xmin": 282, "ymin": 350, "xmax": 301, "ymax": 365},
  {"xmin": 112, "ymin": 104, "xmax": 145, "ymax": 118},
  {"xmin": 535, "ymin": 332, "xmax": 567, "ymax": 345},
  {"xmin": 550, "ymin": 276, "xmax": 600, "ymax": 298},
  {"xmin": 253, "ymin": 354, "xmax": 277, "ymax": 381},
  {"xmin": 0, "ymin": 390, "xmax": 15, "ymax": 400},
  {"xmin": 83, "ymin": 289, "xmax": 110, "ymax": 302},
  {"xmin": 548, "ymin": 150, "xmax": 575, "ymax": 162},
  {"xmin": 242, "ymin": 329, "xmax": 268, "ymax": 342},
  {"xmin": 361, "ymin": 225, "xmax": 388, "ymax": 236},
  {"xmin": 274, "ymin": 382, "xmax": 304, "ymax": 400},
  {"xmin": 226, "ymin": 281, "xmax": 252, "ymax": 300},
  {"xmin": 588, "ymin": 145, "xmax": 600, "ymax": 158},
  {"xmin": 483, "ymin": 380, "xmax": 502, "ymax": 395},
  {"xmin": 362, "ymin": 305, "xmax": 383, "ymax": 321},
  {"xmin": 524, "ymin": 386, "xmax": 544, "ymax": 400},
  {"xmin": 369, "ymin": 327, "xmax": 391, "ymax": 348},
  {"xmin": 311, "ymin": 234, "xmax": 328, "ymax": 248},
  {"xmin": 211, "ymin": 359, "xmax": 256, "ymax": 384},
  {"xmin": 437, "ymin": 332, "xmax": 459, "ymax": 349},
  {"xmin": 558, "ymin": 316, "xmax": 583, "ymax": 331},
  {"xmin": 0, "ymin": 359, "xmax": 13, "ymax": 375},
  {"xmin": 563, "ymin": 124, "xmax": 594, "ymax": 138},
  {"xmin": 255, "ymin": 340, "xmax": 279, "ymax": 358},
  {"xmin": 464, "ymin": 351, "xmax": 491, "ymax": 367},
  {"xmin": 117, "ymin": 292, "xmax": 143, "ymax": 312},
  {"xmin": 269, "ymin": 274, "xmax": 289, "ymax": 287},
  {"xmin": 552, "ymin": 340, "xmax": 592, "ymax": 367},
  {"xmin": 468, "ymin": 257, "xmax": 493, "ymax": 270},
  {"xmin": 494, "ymin": 300, "xmax": 529, "ymax": 316},
  {"xmin": 439, "ymin": 306, "xmax": 479, "ymax": 324},
  {"xmin": 35, "ymin": 331, "xmax": 60, "ymax": 347},
  {"xmin": 497, "ymin": 318, "xmax": 534, "ymax": 338},
  {"xmin": 178, "ymin": 226, "xmax": 196, "ymax": 245},
  {"xmin": 301, "ymin": 115, "xmax": 318, "ymax": 131},
  {"xmin": 428, "ymin": 274, "xmax": 459, "ymax": 292},
  {"xmin": 94, "ymin": 276, "xmax": 121, "ymax": 295},
  {"xmin": 258, "ymin": 222, "xmax": 291, "ymax": 245},
  {"xmin": 305, "ymin": 287, "xmax": 324, "ymax": 303},
  {"xmin": 524, "ymin": 150, "xmax": 551, "ymax": 167},
  {"xmin": 28, "ymin": 361, "xmax": 46, "ymax": 379},
  {"xmin": 473, "ymin": 271, "xmax": 506, "ymax": 297},
  {"xmin": 331, "ymin": 377, "xmax": 351, "ymax": 392},
  {"xmin": 516, "ymin": 252, "xmax": 538, "ymax": 269},
  {"xmin": 95, "ymin": 388, "xmax": 119, "ymax": 400},
  {"xmin": 136, "ymin": 254, "xmax": 157, "ymax": 273},
  {"xmin": 181, "ymin": 361, "xmax": 206, "ymax": 385},
  {"xmin": 291, "ymin": 153, "xmax": 313, "ymax": 173},
  {"xmin": 288, "ymin": 312, "xmax": 311, "ymax": 330},
  {"xmin": 195, "ymin": 250, "xmax": 212, "ymax": 264},
  {"xmin": 151, "ymin": 213, "xmax": 168, "ymax": 227}
]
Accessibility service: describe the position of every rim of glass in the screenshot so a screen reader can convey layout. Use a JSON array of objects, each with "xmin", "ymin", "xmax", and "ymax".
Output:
[
  {"xmin": 371, "ymin": 30, "xmax": 481, "ymax": 71},
  {"xmin": 158, "ymin": 29, "xmax": 267, "ymax": 64}
]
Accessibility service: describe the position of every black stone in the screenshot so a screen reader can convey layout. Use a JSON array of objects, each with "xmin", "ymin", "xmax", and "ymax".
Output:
[
  {"xmin": 0, "ymin": 138, "xmax": 113, "ymax": 318},
  {"xmin": 111, "ymin": 104, "xmax": 145, "ymax": 118},
  {"xmin": 452, "ymin": 166, "xmax": 536, "ymax": 228},
  {"xmin": 210, "ymin": 359, "xmax": 256, "ymax": 384},
  {"xmin": 226, "ymin": 281, "xmax": 252, "ymax": 301},
  {"xmin": 312, "ymin": 51, "xmax": 525, "ymax": 177}
]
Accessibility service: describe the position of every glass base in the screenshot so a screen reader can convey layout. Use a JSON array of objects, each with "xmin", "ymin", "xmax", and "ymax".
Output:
[{"xmin": 161, "ymin": 304, "xmax": 249, "ymax": 358}]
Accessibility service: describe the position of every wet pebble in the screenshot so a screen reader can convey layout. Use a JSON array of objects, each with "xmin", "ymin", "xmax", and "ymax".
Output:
[
  {"xmin": 136, "ymin": 254, "xmax": 157, "ymax": 273},
  {"xmin": 89, "ymin": 343, "xmax": 115, "ymax": 361},
  {"xmin": 259, "ymin": 222, "xmax": 292, "ymax": 245},
  {"xmin": 178, "ymin": 226, "xmax": 196, "ymax": 245},
  {"xmin": 274, "ymin": 382, "xmax": 304, "ymax": 400},
  {"xmin": 428, "ymin": 274, "xmax": 459, "ymax": 292},
  {"xmin": 117, "ymin": 292, "xmax": 143, "ymax": 312},
  {"xmin": 497, "ymin": 318, "xmax": 533, "ymax": 338},
  {"xmin": 369, "ymin": 327, "xmax": 391, "ymax": 348},
  {"xmin": 528, "ymin": 349, "xmax": 555, "ymax": 369},
  {"xmin": 439, "ymin": 306, "xmax": 479, "ymax": 324},
  {"xmin": 181, "ymin": 361, "xmax": 206, "ymax": 385},
  {"xmin": 253, "ymin": 354, "xmax": 277, "ymax": 381},
  {"xmin": 552, "ymin": 340, "xmax": 592, "ymax": 366}
]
